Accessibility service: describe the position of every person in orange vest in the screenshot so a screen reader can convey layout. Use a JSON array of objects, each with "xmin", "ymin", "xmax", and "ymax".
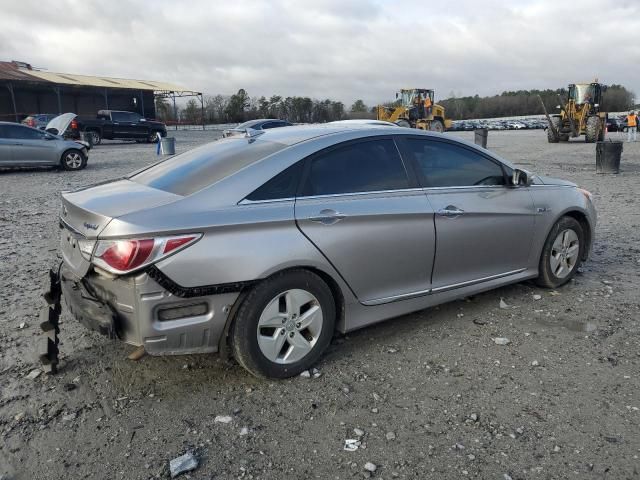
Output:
[
  {"xmin": 424, "ymin": 95, "xmax": 433, "ymax": 117},
  {"xmin": 627, "ymin": 111, "xmax": 637, "ymax": 142}
]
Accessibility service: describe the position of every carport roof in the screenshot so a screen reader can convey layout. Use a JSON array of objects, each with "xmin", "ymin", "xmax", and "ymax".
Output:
[{"xmin": 0, "ymin": 60, "xmax": 198, "ymax": 94}]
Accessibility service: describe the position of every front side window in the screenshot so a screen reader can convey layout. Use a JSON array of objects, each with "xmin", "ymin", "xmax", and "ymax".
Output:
[
  {"xmin": 403, "ymin": 139, "xmax": 506, "ymax": 188},
  {"xmin": 302, "ymin": 138, "xmax": 409, "ymax": 196}
]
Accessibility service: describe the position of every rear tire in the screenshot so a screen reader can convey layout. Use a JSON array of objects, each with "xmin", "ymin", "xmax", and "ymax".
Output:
[
  {"xmin": 536, "ymin": 216, "xmax": 584, "ymax": 288},
  {"xmin": 430, "ymin": 119, "xmax": 444, "ymax": 133},
  {"xmin": 60, "ymin": 149, "xmax": 87, "ymax": 171},
  {"xmin": 230, "ymin": 270, "xmax": 336, "ymax": 378},
  {"xmin": 547, "ymin": 117, "xmax": 562, "ymax": 143},
  {"xmin": 88, "ymin": 130, "xmax": 101, "ymax": 145},
  {"xmin": 585, "ymin": 116, "xmax": 600, "ymax": 143}
]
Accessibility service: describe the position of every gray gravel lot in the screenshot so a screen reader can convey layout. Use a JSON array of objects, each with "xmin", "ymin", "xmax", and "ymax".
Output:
[{"xmin": 1, "ymin": 129, "xmax": 639, "ymax": 479}]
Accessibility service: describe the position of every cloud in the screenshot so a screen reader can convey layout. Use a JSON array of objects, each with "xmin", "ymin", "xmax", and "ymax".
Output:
[{"xmin": 1, "ymin": 0, "xmax": 639, "ymax": 106}]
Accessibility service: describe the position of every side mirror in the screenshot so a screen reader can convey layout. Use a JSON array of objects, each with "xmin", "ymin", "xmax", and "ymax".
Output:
[
  {"xmin": 43, "ymin": 134, "xmax": 55, "ymax": 140},
  {"xmin": 512, "ymin": 168, "xmax": 533, "ymax": 187}
]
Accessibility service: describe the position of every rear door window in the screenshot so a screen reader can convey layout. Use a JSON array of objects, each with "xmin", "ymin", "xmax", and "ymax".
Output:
[
  {"xmin": 5, "ymin": 125, "xmax": 44, "ymax": 140},
  {"xmin": 301, "ymin": 138, "xmax": 410, "ymax": 196},
  {"xmin": 402, "ymin": 138, "xmax": 506, "ymax": 187}
]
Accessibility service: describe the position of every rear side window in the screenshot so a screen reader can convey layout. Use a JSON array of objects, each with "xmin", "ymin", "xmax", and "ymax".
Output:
[
  {"xmin": 246, "ymin": 161, "xmax": 304, "ymax": 201},
  {"xmin": 131, "ymin": 138, "xmax": 287, "ymax": 196},
  {"xmin": 302, "ymin": 138, "xmax": 409, "ymax": 196},
  {"xmin": 403, "ymin": 139, "xmax": 506, "ymax": 187}
]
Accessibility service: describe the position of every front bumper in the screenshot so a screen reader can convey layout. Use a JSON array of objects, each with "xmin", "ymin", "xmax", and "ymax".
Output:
[{"xmin": 60, "ymin": 264, "xmax": 240, "ymax": 356}]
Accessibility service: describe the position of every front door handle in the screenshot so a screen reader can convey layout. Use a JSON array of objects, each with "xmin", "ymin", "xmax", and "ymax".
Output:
[
  {"xmin": 436, "ymin": 205, "xmax": 465, "ymax": 218},
  {"xmin": 308, "ymin": 209, "xmax": 347, "ymax": 225}
]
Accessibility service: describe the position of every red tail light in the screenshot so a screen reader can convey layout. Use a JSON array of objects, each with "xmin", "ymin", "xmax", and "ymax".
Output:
[
  {"xmin": 27, "ymin": 118, "xmax": 35, "ymax": 127},
  {"xmin": 71, "ymin": 119, "xmax": 78, "ymax": 130},
  {"xmin": 91, "ymin": 234, "xmax": 201, "ymax": 275}
]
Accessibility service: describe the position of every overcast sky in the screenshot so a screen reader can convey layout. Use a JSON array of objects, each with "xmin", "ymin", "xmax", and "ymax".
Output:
[{"xmin": 1, "ymin": 0, "xmax": 639, "ymax": 106}]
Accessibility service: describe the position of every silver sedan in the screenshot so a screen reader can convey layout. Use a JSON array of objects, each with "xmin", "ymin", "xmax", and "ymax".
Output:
[
  {"xmin": 55, "ymin": 125, "xmax": 596, "ymax": 378},
  {"xmin": 0, "ymin": 120, "xmax": 88, "ymax": 170}
]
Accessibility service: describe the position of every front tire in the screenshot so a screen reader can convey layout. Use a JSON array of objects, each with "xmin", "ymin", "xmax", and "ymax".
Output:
[
  {"xmin": 430, "ymin": 119, "xmax": 444, "ymax": 133},
  {"xmin": 547, "ymin": 117, "xmax": 562, "ymax": 143},
  {"xmin": 230, "ymin": 270, "xmax": 336, "ymax": 378},
  {"xmin": 60, "ymin": 149, "xmax": 87, "ymax": 171},
  {"xmin": 147, "ymin": 131, "xmax": 161, "ymax": 143},
  {"xmin": 585, "ymin": 116, "xmax": 600, "ymax": 143},
  {"xmin": 536, "ymin": 216, "xmax": 584, "ymax": 288}
]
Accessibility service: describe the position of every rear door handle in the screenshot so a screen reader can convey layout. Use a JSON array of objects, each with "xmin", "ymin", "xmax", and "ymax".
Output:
[
  {"xmin": 308, "ymin": 209, "xmax": 347, "ymax": 225},
  {"xmin": 436, "ymin": 205, "xmax": 465, "ymax": 217}
]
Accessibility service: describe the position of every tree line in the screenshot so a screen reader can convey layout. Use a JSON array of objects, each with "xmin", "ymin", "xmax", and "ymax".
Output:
[
  {"xmin": 156, "ymin": 89, "xmax": 352, "ymax": 124},
  {"xmin": 438, "ymin": 84, "xmax": 635, "ymax": 120},
  {"xmin": 155, "ymin": 84, "xmax": 635, "ymax": 124}
]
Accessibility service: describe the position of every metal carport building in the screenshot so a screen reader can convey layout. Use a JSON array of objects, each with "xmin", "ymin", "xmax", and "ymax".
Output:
[{"xmin": 0, "ymin": 60, "xmax": 201, "ymax": 123}]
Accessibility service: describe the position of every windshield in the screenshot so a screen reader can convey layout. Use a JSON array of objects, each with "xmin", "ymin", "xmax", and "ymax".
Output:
[
  {"xmin": 572, "ymin": 84, "xmax": 595, "ymax": 104},
  {"xmin": 130, "ymin": 138, "xmax": 287, "ymax": 196},
  {"xmin": 399, "ymin": 90, "xmax": 433, "ymax": 107}
]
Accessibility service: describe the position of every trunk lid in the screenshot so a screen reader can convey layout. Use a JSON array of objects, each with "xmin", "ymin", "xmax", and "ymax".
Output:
[{"xmin": 59, "ymin": 179, "xmax": 183, "ymax": 277}]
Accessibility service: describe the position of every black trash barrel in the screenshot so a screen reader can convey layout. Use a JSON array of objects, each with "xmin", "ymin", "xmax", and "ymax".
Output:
[
  {"xmin": 596, "ymin": 141, "xmax": 622, "ymax": 174},
  {"xmin": 474, "ymin": 128, "xmax": 488, "ymax": 148}
]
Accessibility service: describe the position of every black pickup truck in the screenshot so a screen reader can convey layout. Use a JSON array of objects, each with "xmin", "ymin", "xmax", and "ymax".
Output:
[{"xmin": 73, "ymin": 110, "xmax": 167, "ymax": 145}]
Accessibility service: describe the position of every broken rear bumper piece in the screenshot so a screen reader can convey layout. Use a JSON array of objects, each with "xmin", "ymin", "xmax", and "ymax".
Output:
[{"xmin": 55, "ymin": 264, "xmax": 241, "ymax": 357}]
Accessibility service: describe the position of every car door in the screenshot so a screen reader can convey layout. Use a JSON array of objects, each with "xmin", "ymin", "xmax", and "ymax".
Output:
[
  {"xmin": 295, "ymin": 137, "xmax": 436, "ymax": 305},
  {"xmin": 110, "ymin": 112, "xmax": 133, "ymax": 137},
  {"xmin": 6, "ymin": 125, "xmax": 56, "ymax": 165},
  {"xmin": 0, "ymin": 125, "xmax": 16, "ymax": 165},
  {"xmin": 398, "ymin": 137, "xmax": 535, "ymax": 291}
]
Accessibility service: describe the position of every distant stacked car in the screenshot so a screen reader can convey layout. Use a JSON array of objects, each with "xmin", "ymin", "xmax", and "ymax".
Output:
[{"xmin": 449, "ymin": 118, "xmax": 548, "ymax": 131}]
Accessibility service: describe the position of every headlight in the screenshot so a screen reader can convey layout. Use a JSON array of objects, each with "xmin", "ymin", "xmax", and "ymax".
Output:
[{"xmin": 577, "ymin": 187, "xmax": 593, "ymax": 202}]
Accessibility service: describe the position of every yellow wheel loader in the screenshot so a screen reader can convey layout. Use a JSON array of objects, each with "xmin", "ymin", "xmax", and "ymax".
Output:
[
  {"xmin": 539, "ymin": 82, "xmax": 607, "ymax": 143},
  {"xmin": 377, "ymin": 89, "xmax": 452, "ymax": 132}
]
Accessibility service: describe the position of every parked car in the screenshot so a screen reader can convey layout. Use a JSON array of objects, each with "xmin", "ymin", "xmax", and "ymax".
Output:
[
  {"xmin": 605, "ymin": 117, "xmax": 621, "ymax": 132},
  {"xmin": 0, "ymin": 119, "xmax": 89, "ymax": 170},
  {"xmin": 21, "ymin": 114, "xmax": 59, "ymax": 130},
  {"xmin": 66, "ymin": 110, "xmax": 167, "ymax": 145},
  {"xmin": 222, "ymin": 119, "xmax": 292, "ymax": 138},
  {"xmin": 56, "ymin": 125, "xmax": 596, "ymax": 378}
]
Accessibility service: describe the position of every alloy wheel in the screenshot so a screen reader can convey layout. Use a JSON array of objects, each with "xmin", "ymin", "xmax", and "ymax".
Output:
[
  {"xmin": 64, "ymin": 152, "xmax": 83, "ymax": 170},
  {"xmin": 256, "ymin": 289, "xmax": 323, "ymax": 364},
  {"xmin": 549, "ymin": 229, "xmax": 580, "ymax": 279}
]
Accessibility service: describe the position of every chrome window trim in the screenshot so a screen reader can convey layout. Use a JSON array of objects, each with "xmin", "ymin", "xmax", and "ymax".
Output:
[{"xmin": 239, "ymin": 188, "xmax": 426, "ymax": 205}]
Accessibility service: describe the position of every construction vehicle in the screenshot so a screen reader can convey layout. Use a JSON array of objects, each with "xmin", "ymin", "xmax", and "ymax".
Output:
[
  {"xmin": 377, "ymin": 89, "xmax": 452, "ymax": 132},
  {"xmin": 540, "ymin": 82, "xmax": 607, "ymax": 143}
]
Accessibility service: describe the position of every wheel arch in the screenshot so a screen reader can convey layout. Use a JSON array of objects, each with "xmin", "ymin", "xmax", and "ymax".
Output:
[
  {"xmin": 217, "ymin": 265, "xmax": 347, "ymax": 358},
  {"xmin": 562, "ymin": 209, "xmax": 593, "ymax": 260}
]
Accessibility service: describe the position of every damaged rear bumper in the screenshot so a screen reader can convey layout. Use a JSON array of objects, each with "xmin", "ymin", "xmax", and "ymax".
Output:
[{"xmin": 60, "ymin": 264, "xmax": 241, "ymax": 356}]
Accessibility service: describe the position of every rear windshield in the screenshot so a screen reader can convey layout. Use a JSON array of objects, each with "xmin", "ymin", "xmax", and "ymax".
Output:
[{"xmin": 130, "ymin": 138, "xmax": 286, "ymax": 196}]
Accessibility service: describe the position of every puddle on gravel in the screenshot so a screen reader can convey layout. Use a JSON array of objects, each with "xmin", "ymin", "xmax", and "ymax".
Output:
[{"xmin": 535, "ymin": 317, "xmax": 599, "ymax": 332}]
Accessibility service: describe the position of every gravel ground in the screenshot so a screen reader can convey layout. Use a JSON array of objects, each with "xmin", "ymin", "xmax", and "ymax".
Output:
[{"xmin": 1, "ymin": 129, "xmax": 639, "ymax": 480}]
